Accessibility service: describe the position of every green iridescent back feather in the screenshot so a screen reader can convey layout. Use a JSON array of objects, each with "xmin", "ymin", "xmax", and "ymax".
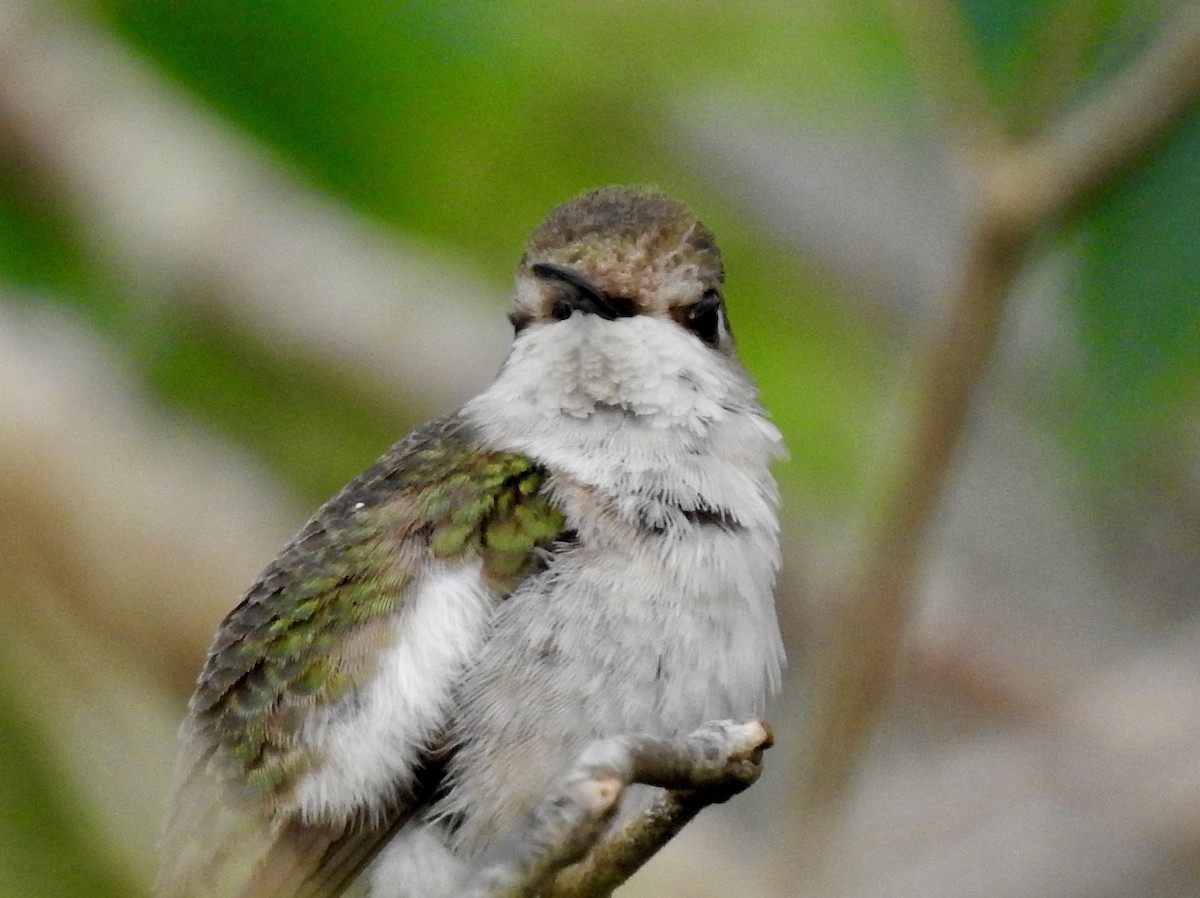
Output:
[{"xmin": 186, "ymin": 415, "xmax": 564, "ymax": 807}]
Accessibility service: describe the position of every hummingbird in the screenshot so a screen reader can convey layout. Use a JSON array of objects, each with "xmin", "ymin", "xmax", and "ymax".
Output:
[{"xmin": 156, "ymin": 186, "xmax": 785, "ymax": 898}]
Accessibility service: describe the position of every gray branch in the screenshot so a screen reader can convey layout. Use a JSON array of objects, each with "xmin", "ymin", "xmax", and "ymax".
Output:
[{"xmin": 458, "ymin": 720, "xmax": 774, "ymax": 898}]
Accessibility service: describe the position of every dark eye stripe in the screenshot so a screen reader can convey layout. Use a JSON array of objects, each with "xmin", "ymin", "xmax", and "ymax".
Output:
[{"xmin": 530, "ymin": 262, "xmax": 636, "ymax": 321}]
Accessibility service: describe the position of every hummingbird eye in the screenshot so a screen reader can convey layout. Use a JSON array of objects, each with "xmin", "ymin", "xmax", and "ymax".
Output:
[
  {"xmin": 681, "ymin": 289, "xmax": 724, "ymax": 347},
  {"xmin": 550, "ymin": 293, "xmax": 575, "ymax": 320}
]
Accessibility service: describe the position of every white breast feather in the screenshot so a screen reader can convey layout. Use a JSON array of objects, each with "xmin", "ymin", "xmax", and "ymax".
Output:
[
  {"xmin": 463, "ymin": 312, "xmax": 786, "ymax": 721},
  {"xmin": 291, "ymin": 560, "xmax": 492, "ymax": 824},
  {"xmin": 301, "ymin": 313, "xmax": 783, "ymax": 832},
  {"xmin": 465, "ymin": 314, "xmax": 784, "ymax": 529},
  {"xmin": 366, "ymin": 312, "xmax": 785, "ymax": 889}
]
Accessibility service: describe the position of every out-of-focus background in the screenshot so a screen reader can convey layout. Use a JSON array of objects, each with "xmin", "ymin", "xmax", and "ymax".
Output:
[{"xmin": 2, "ymin": 1, "xmax": 1199, "ymax": 896}]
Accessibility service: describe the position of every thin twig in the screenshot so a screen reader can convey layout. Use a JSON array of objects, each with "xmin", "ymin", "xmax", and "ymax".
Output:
[
  {"xmin": 797, "ymin": 221, "xmax": 1024, "ymax": 814},
  {"xmin": 548, "ymin": 721, "xmax": 773, "ymax": 898}
]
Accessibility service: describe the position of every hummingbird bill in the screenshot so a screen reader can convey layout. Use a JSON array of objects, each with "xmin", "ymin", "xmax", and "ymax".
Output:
[{"xmin": 156, "ymin": 186, "xmax": 785, "ymax": 898}]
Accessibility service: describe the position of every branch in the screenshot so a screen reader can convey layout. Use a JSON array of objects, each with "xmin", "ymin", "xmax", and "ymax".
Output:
[
  {"xmin": 458, "ymin": 720, "xmax": 773, "ymax": 898},
  {"xmin": 989, "ymin": 0, "xmax": 1200, "ymax": 235},
  {"xmin": 796, "ymin": 0, "xmax": 1200, "ymax": 820},
  {"xmin": 0, "ymin": 0, "xmax": 505, "ymax": 412}
]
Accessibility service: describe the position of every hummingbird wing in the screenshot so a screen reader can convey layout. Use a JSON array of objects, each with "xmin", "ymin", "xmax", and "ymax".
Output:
[{"xmin": 156, "ymin": 416, "xmax": 565, "ymax": 898}]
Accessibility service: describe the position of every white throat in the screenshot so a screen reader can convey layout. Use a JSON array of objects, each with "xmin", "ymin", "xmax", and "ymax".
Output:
[{"xmin": 462, "ymin": 315, "xmax": 784, "ymax": 533}]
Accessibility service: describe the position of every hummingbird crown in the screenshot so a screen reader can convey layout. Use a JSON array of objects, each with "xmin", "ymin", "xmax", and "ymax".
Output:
[
  {"xmin": 522, "ymin": 186, "xmax": 721, "ymax": 276},
  {"xmin": 510, "ymin": 187, "xmax": 729, "ymax": 347}
]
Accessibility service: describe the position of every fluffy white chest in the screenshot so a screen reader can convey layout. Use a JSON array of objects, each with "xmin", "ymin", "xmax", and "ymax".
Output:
[
  {"xmin": 370, "ymin": 312, "xmax": 785, "ymax": 891},
  {"xmin": 437, "ymin": 323, "xmax": 786, "ymax": 851},
  {"xmin": 435, "ymin": 503, "xmax": 782, "ymax": 853}
]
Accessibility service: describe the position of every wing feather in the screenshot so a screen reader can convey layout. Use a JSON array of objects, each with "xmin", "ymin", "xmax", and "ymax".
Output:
[{"xmin": 156, "ymin": 416, "xmax": 564, "ymax": 898}]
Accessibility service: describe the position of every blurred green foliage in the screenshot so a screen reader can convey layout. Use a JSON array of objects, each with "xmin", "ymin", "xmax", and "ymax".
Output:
[
  {"xmin": 0, "ymin": 674, "xmax": 134, "ymax": 898},
  {"xmin": 8, "ymin": 0, "xmax": 920, "ymax": 508},
  {"xmin": 960, "ymin": 0, "xmax": 1156, "ymax": 127},
  {"xmin": 0, "ymin": 161, "xmax": 88, "ymax": 292},
  {"xmin": 1074, "ymin": 112, "xmax": 1200, "ymax": 482}
]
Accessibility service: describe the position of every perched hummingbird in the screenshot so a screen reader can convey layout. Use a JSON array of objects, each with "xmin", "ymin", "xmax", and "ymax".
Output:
[{"xmin": 156, "ymin": 186, "xmax": 785, "ymax": 898}]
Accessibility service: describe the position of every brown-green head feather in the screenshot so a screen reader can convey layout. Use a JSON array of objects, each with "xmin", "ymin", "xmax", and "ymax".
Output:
[{"xmin": 517, "ymin": 186, "xmax": 723, "ymax": 314}]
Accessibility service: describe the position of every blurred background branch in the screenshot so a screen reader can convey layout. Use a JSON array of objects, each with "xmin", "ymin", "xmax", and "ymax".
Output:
[
  {"xmin": 796, "ymin": 0, "xmax": 1200, "ymax": 827},
  {"xmin": 0, "ymin": 0, "xmax": 505, "ymax": 414}
]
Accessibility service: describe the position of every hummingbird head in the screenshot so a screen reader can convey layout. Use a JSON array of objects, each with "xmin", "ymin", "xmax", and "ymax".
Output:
[
  {"xmin": 470, "ymin": 186, "xmax": 782, "ymax": 518},
  {"xmin": 475, "ymin": 185, "xmax": 771, "ymax": 448},
  {"xmin": 509, "ymin": 186, "xmax": 733, "ymax": 356}
]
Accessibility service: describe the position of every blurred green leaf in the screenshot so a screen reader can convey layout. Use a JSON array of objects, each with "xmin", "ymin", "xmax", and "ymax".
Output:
[
  {"xmin": 957, "ymin": 0, "xmax": 1045, "ymax": 97},
  {"xmin": 958, "ymin": 0, "xmax": 1162, "ymax": 127},
  {"xmin": 141, "ymin": 306, "xmax": 420, "ymax": 504},
  {"xmin": 0, "ymin": 157, "xmax": 95, "ymax": 298},
  {"xmin": 0, "ymin": 679, "xmax": 135, "ymax": 898},
  {"xmin": 1070, "ymin": 109, "xmax": 1200, "ymax": 478}
]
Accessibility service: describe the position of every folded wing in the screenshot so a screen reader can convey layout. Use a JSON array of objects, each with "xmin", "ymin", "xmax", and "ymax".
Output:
[{"xmin": 156, "ymin": 417, "xmax": 565, "ymax": 898}]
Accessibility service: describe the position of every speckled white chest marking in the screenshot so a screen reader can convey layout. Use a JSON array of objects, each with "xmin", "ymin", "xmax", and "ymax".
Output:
[{"xmin": 354, "ymin": 311, "xmax": 782, "ymax": 896}]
